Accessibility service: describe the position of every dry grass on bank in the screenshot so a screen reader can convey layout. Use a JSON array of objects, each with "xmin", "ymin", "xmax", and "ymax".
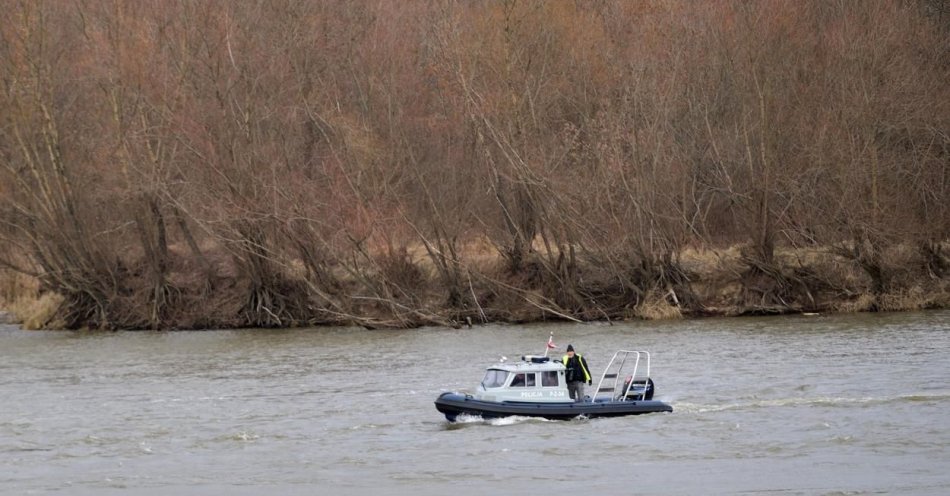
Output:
[
  {"xmin": 684, "ymin": 244, "xmax": 949, "ymax": 315},
  {"xmin": 0, "ymin": 270, "xmax": 64, "ymax": 329},
  {"xmin": 1, "ymin": 241, "xmax": 948, "ymax": 330},
  {"xmin": 635, "ymin": 290, "xmax": 684, "ymax": 320},
  {"xmin": 7, "ymin": 293, "xmax": 64, "ymax": 330}
]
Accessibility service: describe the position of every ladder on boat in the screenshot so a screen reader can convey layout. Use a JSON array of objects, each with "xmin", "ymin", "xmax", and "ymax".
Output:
[{"xmin": 592, "ymin": 350, "xmax": 651, "ymax": 402}]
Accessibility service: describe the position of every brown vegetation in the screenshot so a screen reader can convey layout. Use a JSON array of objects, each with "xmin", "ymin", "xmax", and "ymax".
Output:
[{"xmin": 1, "ymin": 1, "xmax": 948, "ymax": 330}]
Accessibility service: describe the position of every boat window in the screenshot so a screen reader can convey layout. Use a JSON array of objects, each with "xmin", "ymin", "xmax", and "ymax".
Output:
[
  {"xmin": 526, "ymin": 373, "xmax": 536, "ymax": 387},
  {"xmin": 510, "ymin": 373, "xmax": 526, "ymax": 387},
  {"xmin": 541, "ymin": 371, "xmax": 558, "ymax": 387},
  {"xmin": 480, "ymin": 369, "xmax": 508, "ymax": 389}
]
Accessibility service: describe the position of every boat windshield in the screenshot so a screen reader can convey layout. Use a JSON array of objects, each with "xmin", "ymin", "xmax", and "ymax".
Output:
[{"xmin": 480, "ymin": 369, "xmax": 508, "ymax": 389}]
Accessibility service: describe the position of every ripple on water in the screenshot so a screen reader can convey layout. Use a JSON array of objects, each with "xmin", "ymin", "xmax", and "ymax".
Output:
[
  {"xmin": 440, "ymin": 414, "xmax": 558, "ymax": 429},
  {"xmin": 673, "ymin": 391, "xmax": 950, "ymax": 414}
]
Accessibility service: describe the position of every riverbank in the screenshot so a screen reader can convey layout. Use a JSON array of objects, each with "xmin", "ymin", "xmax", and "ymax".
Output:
[{"xmin": 2, "ymin": 241, "xmax": 948, "ymax": 331}]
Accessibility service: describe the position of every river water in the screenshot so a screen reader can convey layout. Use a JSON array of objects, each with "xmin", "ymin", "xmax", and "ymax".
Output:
[{"xmin": 1, "ymin": 310, "xmax": 948, "ymax": 495}]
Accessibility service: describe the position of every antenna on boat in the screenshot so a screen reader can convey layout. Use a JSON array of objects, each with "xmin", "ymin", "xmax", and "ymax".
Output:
[{"xmin": 543, "ymin": 332, "xmax": 558, "ymax": 357}]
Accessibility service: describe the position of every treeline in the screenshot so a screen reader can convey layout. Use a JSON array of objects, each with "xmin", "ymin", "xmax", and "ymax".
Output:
[{"xmin": 1, "ymin": 0, "xmax": 948, "ymax": 329}]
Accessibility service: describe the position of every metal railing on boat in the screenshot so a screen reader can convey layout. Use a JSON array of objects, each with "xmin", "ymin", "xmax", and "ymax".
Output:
[{"xmin": 592, "ymin": 350, "xmax": 651, "ymax": 402}]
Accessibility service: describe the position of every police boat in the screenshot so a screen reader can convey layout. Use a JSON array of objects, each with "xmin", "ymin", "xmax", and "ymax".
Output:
[{"xmin": 435, "ymin": 349, "xmax": 672, "ymax": 421}]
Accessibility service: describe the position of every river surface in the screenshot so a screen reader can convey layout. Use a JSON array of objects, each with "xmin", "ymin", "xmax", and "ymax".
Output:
[{"xmin": 1, "ymin": 311, "xmax": 948, "ymax": 495}]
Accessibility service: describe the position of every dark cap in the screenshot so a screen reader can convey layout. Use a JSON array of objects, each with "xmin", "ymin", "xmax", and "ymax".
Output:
[{"xmin": 566, "ymin": 344, "xmax": 574, "ymax": 352}]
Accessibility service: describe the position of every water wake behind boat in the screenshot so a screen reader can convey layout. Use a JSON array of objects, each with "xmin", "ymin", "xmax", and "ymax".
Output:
[{"xmin": 674, "ymin": 391, "xmax": 950, "ymax": 414}]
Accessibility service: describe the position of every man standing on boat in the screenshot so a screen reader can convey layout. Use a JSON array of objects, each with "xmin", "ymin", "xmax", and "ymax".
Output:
[{"xmin": 563, "ymin": 344, "xmax": 592, "ymax": 402}]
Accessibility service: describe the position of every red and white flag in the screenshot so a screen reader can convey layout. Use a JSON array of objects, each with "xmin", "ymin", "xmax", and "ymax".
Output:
[{"xmin": 546, "ymin": 334, "xmax": 558, "ymax": 350}]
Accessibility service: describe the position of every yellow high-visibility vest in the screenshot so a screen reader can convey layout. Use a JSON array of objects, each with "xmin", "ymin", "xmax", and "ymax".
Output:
[{"xmin": 562, "ymin": 354, "xmax": 591, "ymax": 382}]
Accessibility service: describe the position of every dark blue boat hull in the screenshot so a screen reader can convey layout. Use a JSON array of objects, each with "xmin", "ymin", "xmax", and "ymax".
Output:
[{"xmin": 435, "ymin": 392, "xmax": 673, "ymax": 421}]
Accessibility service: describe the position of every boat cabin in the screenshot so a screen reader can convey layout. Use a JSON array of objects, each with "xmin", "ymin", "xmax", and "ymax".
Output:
[{"xmin": 475, "ymin": 356, "xmax": 573, "ymax": 403}]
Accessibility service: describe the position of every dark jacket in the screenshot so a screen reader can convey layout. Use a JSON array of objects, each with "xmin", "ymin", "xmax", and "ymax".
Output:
[{"xmin": 562, "ymin": 354, "xmax": 592, "ymax": 384}]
